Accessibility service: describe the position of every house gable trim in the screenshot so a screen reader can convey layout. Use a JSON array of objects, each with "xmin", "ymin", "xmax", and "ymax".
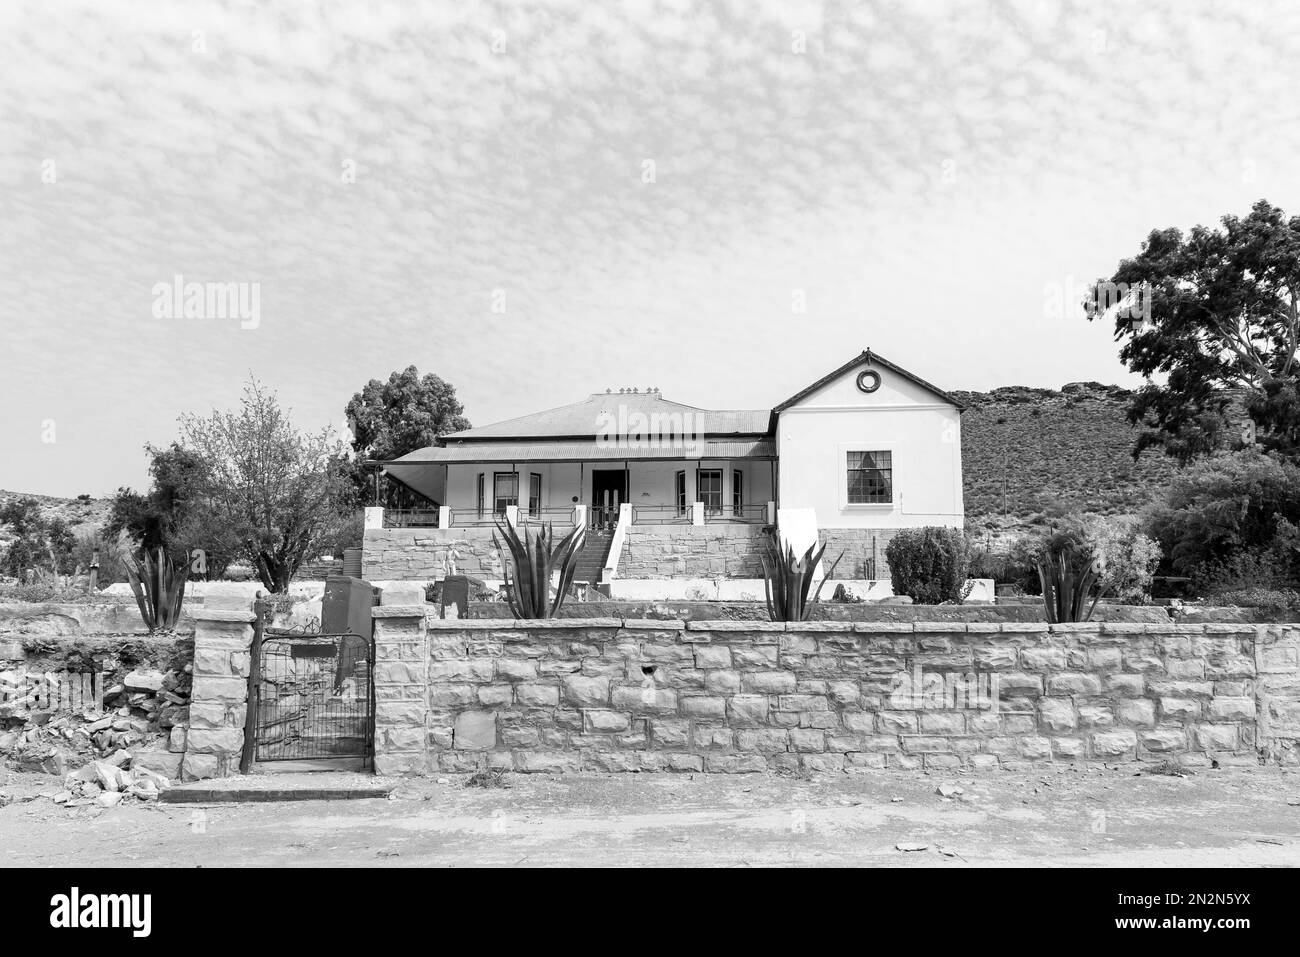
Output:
[{"xmin": 770, "ymin": 349, "xmax": 964, "ymax": 425}]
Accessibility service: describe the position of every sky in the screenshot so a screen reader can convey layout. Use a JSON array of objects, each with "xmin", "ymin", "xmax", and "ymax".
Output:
[{"xmin": 3, "ymin": 0, "xmax": 1300, "ymax": 497}]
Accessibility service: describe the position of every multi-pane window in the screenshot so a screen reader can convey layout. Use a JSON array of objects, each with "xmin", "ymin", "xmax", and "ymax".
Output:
[
  {"xmin": 698, "ymin": 469, "xmax": 722, "ymax": 514},
  {"xmin": 529, "ymin": 473, "xmax": 542, "ymax": 516},
  {"xmin": 493, "ymin": 472, "xmax": 519, "ymax": 514},
  {"xmin": 732, "ymin": 469, "xmax": 744, "ymax": 514},
  {"xmin": 675, "ymin": 470, "xmax": 687, "ymax": 515},
  {"xmin": 847, "ymin": 451, "xmax": 892, "ymax": 504}
]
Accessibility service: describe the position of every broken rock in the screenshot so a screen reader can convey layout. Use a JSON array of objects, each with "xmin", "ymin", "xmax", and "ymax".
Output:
[
  {"xmin": 92, "ymin": 761, "xmax": 120, "ymax": 792},
  {"xmin": 124, "ymin": 670, "xmax": 165, "ymax": 692}
]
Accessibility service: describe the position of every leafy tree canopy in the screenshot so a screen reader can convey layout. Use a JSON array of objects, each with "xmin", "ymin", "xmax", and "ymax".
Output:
[
  {"xmin": 177, "ymin": 377, "xmax": 352, "ymax": 592},
  {"xmin": 1143, "ymin": 449, "xmax": 1300, "ymax": 580},
  {"xmin": 345, "ymin": 365, "xmax": 470, "ymax": 462},
  {"xmin": 1088, "ymin": 199, "xmax": 1300, "ymax": 461},
  {"xmin": 344, "ymin": 365, "xmax": 471, "ymax": 507}
]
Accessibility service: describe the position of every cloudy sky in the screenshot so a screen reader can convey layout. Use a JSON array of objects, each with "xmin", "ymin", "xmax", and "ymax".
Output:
[{"xmin": 3, "ymin": 0, "xmax": 1300, "ymax": 496}]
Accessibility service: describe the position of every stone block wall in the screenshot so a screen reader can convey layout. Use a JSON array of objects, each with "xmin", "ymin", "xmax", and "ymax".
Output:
[
  {"xmin": 371, "ymin": 613, "xmax": 1300, "ymax": 774},
  {"xmin": 1257, "ymin": 624, "xmax": 1300, "ymax": 763},
  {"xmin": 363, "ymin": 527, "xmax": 499, "ymax": 581},
  {"xmin": 180, "ymin": 608, "xmax": 255, "ymax": 780},
  {"xmin": 819, "ymin": 528, "xmax": 901, "ymax": 581},
  {"xmin": 617, "ymin": 524, "xmax": 769, "ymax": 579}
]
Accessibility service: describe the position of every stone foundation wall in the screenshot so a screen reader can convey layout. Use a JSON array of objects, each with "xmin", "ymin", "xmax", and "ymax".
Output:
[
  {"xmin": 365, "ymin": 524, "xmax": 902, "ymax": 583},
  {"xmin": 371, "ymin": 612, "xmax": 1300, "ymax": 774},
  {"xmin": 362, "ymin": 527, "xmax": 499, "ymax": 581},
  {"xmin": 819, "ymin": 528, "xmax": 902, "ymax": 581},
  {"xmin": 617, "ymin": 524, "xmax": 769, "ymax": 579}
]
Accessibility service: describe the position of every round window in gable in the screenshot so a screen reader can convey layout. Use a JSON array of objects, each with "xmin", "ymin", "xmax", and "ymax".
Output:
[{"xmin": 856, "ymin": 370, "xmax": 882, "ymax": 394}]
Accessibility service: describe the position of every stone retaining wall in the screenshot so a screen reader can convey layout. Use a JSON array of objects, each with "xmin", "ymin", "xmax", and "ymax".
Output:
[
  {"xmin": 362, "ymin": 527, "xmax": 499, "ymax": 581},
  {"xmin": 371, "ymin": 612, "xmax": 1300, "ymax": 774},
  {"xmin": 819, "ymin": 528, "xmax": 901, "ymax": 581},
  {"xmin": 617, "ymin": 525, "xmax": 768, "ymax": 579}
]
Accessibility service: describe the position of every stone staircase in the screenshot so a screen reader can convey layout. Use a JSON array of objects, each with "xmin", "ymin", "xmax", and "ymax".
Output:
[{"xmin": 571, "ymin": 530, "xmax": 613, "ymax": 585}]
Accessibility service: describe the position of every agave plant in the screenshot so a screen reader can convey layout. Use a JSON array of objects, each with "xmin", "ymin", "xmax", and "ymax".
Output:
[
  {"xmin": 1037, "ymin": 546, "xmax": 1104, "ymax": 623},
  {"xmin": 121, "ymin": 546, "xmax": 189, "ymax": 632},
  {"xmin": 491, "ymin": 520, "xmax": 586, "ymax": 619},
  {"xmin": 760, "ymin": 533, "xmax": 844, "ymax": 622}
]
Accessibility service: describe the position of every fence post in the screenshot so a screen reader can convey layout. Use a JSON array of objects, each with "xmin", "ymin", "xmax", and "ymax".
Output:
[{"xmin": 239, "ymin": 599, "xmax": 266, "ymax": 774}]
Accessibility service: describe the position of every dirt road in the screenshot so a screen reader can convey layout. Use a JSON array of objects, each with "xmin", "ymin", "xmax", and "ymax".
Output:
[{"xmin": 2, "ymin": 764, "xmax": 1297, "ymax": 867}]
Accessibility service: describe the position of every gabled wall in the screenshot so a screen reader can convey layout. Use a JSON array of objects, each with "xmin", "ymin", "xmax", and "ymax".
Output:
[{"xmin": 776, "ymin": 363, "xmax": 963, "ymax": 530}]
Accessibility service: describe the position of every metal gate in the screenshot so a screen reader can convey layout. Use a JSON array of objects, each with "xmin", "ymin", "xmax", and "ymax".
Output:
[{"xmin": 245, "ymin": 621, "xmax": 375, "ymax": 770}]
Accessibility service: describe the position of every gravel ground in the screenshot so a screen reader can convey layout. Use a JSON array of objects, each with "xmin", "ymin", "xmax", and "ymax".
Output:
[{"xmin": 1, "ymin": 763, "xmax": 1298, "ymax": 867}]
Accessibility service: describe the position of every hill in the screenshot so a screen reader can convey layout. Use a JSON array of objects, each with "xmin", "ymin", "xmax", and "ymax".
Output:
[
  {"xmin": 954, "ymin": 382, "xmax": 1177, "ymax": 536},
  {"xmin": 0, "ymin": 489, "xmax": 112, "ymax": 537}
]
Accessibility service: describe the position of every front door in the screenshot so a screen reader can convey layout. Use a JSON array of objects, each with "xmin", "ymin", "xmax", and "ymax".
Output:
[{"xmin": 590, "ymin": 469, "xmax": 625, "ymax": 529}]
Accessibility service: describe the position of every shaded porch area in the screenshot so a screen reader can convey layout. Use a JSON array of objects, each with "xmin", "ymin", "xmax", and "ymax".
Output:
[{"xmin": 370, "ymin": 439, "xmax": 777, "ymax": 531}]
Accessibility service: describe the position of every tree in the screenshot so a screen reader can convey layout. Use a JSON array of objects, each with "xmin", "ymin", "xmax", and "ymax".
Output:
[
  {"xmin": 105, "ymin": 444, "xmax": 239, "ymax": 579},
  {"xmin": 1142, "ymin": 449, "xmax": 1300, "ymax": 581},
  {"xmin": 0, "ymin": 497, "xmax": 75, "ymax": 577},
  {"xmin": 177, "ymin": 377, "xmax": 352, "ymax": 592},
  {"xmin": 345, "ymin": 365, "xmax": 470, "ymax": 505},
  {"xmin": 1087, "ymin": 199, "xmax": 1300, "ymax": 462}
]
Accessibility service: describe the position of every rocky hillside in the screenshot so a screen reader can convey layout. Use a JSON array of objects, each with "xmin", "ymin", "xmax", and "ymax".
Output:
[
  {"xmin": 0, "ymin": 490, "xmax": 111, "ymax": 534},
  {"xmin": 955, "ymin": 382, "xmax": 1178, "ymax": 535}
]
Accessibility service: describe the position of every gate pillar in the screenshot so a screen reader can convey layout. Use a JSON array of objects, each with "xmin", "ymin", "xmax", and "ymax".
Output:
[
  {"xmin": 182, "ymin": 607, "xmax": 258, "ymax": 780},
  {"xmin": 372, "ymin": 605, "xmax": 430, "ymax": 775}
]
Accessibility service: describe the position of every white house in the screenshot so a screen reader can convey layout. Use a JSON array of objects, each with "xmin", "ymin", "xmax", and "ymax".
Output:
[{"xmin": 362, "ymin": 349, "xmax": 964, "ymax": 589}]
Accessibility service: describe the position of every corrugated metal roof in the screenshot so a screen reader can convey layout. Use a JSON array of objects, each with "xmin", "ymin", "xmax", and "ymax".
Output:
[
  {"xmin": 443, "ymin": 392, "xmax": 771, "ymax": 441},
  {"xmin": 386, "ymin": 438, "xmax": 776, "ymax": 465}
]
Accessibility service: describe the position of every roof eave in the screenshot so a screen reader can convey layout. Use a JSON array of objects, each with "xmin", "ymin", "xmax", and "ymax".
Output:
[{"xmin": 771, "ymin": 349, "xmax": 963, "ymax": 414}]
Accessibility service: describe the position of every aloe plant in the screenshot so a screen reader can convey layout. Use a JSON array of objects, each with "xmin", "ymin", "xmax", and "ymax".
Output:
[
  {"xmin": 491, "ymin": 520, "xmax": 586, "ymax": 619},
  {"xmin": 760, "ymin": 533, "xmax": 844, "ymax": 622},
  {"xmin": 1037, "ymin": 546, "xmax": 1103, "ymax": 623},
  {"xmin": 122, "ymin": 546, "xmax": 188, "ymax": 631}
]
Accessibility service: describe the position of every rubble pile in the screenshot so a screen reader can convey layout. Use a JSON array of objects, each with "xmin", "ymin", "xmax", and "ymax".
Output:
[
  {"xmin": 0, "ymin": 665, "xmax": 192, "ymax": 776},
  {"xmin": 55, "ymin": 749, "xmax": 173, "ymax": 807}
]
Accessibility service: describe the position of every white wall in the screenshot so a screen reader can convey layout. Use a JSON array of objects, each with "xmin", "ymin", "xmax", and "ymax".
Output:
[{"xmin": 776, "ymin": 364, "xmax": 963, "ymax": 530}]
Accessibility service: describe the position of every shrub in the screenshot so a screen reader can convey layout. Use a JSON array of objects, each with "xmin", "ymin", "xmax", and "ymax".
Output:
[
  {"xmin": 0, "ymin": 579, "xmax": 121, "ymax": 604},
  {"xmin": 71, "ymin": 529, "xmax": 128, "ymax": 586},
  {"xmin": 1144, "ymin": 450, "xmax": 1300, "ymax": 580},
  {"xmin": 1190, "ymin": 523, "xmax": 1300, "ymax": 601},
  {"xmin": 1081, "ymin": 516, "xmax": 1162, "ymax": 604},
  {"xmin": 885, "ymin": 527, "xmax": 972, "ymax": 604}
]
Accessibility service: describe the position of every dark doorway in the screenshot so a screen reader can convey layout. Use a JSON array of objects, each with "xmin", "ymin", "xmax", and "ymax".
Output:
[{"xmin": 590, "ymin": 468, "xmax": 626, "ymax": 529}]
